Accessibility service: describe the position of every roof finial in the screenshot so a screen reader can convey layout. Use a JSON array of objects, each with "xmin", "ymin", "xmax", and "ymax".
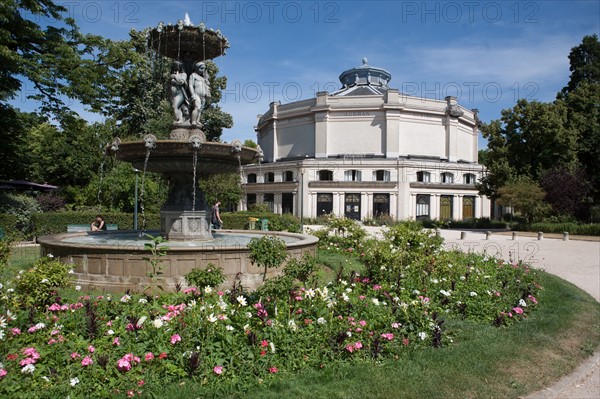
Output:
[{"xmin": 362, "ymin": 57, "xmax": 368, "ymax": 65}]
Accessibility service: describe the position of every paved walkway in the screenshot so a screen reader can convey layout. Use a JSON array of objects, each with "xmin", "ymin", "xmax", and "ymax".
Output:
[{"xmin": 307, "ymin": 226, "xmax": 600, "ymax": 398}]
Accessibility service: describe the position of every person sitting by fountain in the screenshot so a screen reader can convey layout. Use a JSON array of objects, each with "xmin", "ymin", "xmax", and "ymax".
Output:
[
  {"xmin": 189, "ymin": 61, "xmax": 211, "ymax": 126},
  {"xmin": 91, "ymin": 215, "xmax": 107, "ymax": 232},
  {"xmin": 211, "ymin": 201, "xmax": 223, "ymax": 229},
  {"xmin": 168, "ymin": 60, "xmax": 188, "ymax": 124}
]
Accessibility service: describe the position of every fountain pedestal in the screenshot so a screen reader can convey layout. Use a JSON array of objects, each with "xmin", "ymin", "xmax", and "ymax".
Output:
[{"xmin": 161, "ymin": 210, "xmax": 211, "ymax": 241}]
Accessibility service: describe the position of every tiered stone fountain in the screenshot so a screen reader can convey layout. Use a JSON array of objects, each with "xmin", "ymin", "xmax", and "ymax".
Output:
[{"xmin": 37, "ymin": 16, "xmax": 317, "ymax": 292}]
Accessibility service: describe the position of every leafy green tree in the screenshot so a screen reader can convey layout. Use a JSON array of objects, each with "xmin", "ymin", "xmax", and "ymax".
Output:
[
  {"xmin": 540, "ymin": 168, "xmax": 590, "ymax": 218},
  {"xmin": 243, "ymin": 139, "xmax": 258, "ymax": 148},
  {"xmin": 496, "ymin": 177, "xmax": 549, "ymax": 224},
  {"xmin": 560, "ymin": 34, "xmax": 600, "ymax": 97},
  {"xmin": 0, "ymin": 105, "xmax": 44, "ymax": 180},
  {"xmin": 198, "ymin": 173, "xmax": 243, "ymax": 211}
]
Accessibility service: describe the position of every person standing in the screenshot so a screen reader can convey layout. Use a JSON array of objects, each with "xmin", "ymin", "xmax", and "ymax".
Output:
[{"xmin": 211, "ymin": 201, "xmax": 223, "ymax": 229}]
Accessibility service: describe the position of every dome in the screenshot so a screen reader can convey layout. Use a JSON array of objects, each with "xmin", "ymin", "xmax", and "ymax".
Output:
[{"xmin": 338, "ymin": 58, "xmax": 392, "ymax": 89}]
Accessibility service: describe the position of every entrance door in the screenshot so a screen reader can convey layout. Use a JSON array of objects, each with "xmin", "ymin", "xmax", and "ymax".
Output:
[
  {"xmin": 463, "ymin": 196, "xmax": 475, "ymax": 220},
  {"xmin": 345, "ymin": 193, "xmax": 361, "ymax": 220},
  {"xmin": 373, "ymin": 193, "xmax": 390, "ymax": 217},
  {"xmin": 316, "ymin": 193, "xmax": 333, "ymax": 216},
  {"xmin": 440, "ymin": 195, "xmax": 453, "ymax": 220}
]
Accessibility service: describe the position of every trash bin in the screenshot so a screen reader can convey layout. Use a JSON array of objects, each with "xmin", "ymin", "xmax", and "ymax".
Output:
[
  {"xmin": 248, "ymin": 217, "xmax": 258, "ymax": 230},
  {"xmin": 260, "ymin": 218, "xmax": 269, "ymax": 231}
]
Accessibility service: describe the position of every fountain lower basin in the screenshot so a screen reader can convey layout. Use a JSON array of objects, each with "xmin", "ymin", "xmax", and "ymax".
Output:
[{"xmin": 38, "ymin": 230, "xmax": 318, "ymax": 293}]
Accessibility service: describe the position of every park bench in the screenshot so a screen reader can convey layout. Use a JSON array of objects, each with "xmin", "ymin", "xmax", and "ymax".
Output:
[{"xmin": 67, "ymin": 224, "xmax": 118, "ymax": 233}]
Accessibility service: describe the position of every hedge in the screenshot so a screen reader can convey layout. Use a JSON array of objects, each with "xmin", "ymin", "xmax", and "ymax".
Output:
[
  {"xmin": 221, "ymin": 211, "xmax": 301, "ymax": 233},
  {"xmin": 419, "ymin": 218, "xmax": 507, "ymax": 230},
  {"xmin": 0, "ymin": 214, "xmax": 19, "ymax": 238},
  {"xmin": 513, "ymin": 222, "xmax": 600, "ymax": 236},
  {"xmin": 30, "ymin": 212, "xmax": 161, "ymax": 237}
]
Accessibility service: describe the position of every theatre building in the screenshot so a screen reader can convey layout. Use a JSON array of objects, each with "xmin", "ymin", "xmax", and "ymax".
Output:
[{"xmin": 241, "ymin": 59, "xmax": 491, "ymax": 221}]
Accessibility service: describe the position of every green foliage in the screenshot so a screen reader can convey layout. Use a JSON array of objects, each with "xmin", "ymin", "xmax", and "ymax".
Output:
[
  {"xmin": 185, "ymin": 264, "xmax": 226, "ymax": 290},
  {"xmin": 220, "ymin": 211, "xmax": 301, "ymax": 232},
  {"xmin": 283, "ymin": 253, "xmax": 319, "ymax": 287},
  {"xmin": 0, "ymin": 193, "xmax": 42, "ymax": 237},
  {"xmin": 142, "ymin": 234, "xmax": 168, "ymax": 293},
  {"xmin": 13, "ymin": 255, "xmax": 74, "ymax": 308},
  {"xmin": 198, "ymin": 173, "xmax": 242, "ymax": 212},
  {"xmin": 0, "ymin": 236, "xmax": 14, "ymax": 268},
  {"xmin": 310, "ymin": 216, "xmax": 367, "ymax": 253},
  {"xmin": 512, "ymin": 222, "xmax": 600, "ymax": 236},
  {"xmin": 247, "ymin": 235, "xmax": 288, "ymax": 281},
  {"xmin": 243, "ymin": 139, "xmax": 258, "ymax": 148},
  {"xmin": 0, "ymin": 213, "xmax": 19, "ymax": 238},
  {"xmin": 497, "ymin": 177, "xmax": 550, "ymax": 223}
]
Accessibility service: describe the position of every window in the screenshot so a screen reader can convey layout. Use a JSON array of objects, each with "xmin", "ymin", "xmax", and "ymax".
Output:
[
  {"xmin": 317, "ymin": 193, "xmax": 333, "ymax": 216},
  {"xmin": 441, "ymin": 172, "xmax": 454, "ymax": 183},
  {"xmin": 440, "ymin": 195, "xmax": 453, "ymax": 220},
  {"xmin": 283, "ymin": 170, "xmax": 294, "ymax": 182},
  {"xmin": 318, "ymin": 170, "xmax": 333, "ymax": 181},
  {"xmin": 416, "ymin": 171, "xmax": 430, "ymax": 182},
  {"xmin": 463, "ymin": 196, "xmax": 475, "ymax": 219},
  {"xmin": 416, "ymin": 195, "xmax": 430, "ymax": 219},
  {"xmin": 374, "ymin": 170, "xmax": 390, "ymax": 182},
  {"xmin": 247, "ymin": 194, "xmax": 256, "ymax": 208},
  {"xmin": 463, "ymin": 173, "xmax": 476, "ymax": 184},
  {"xmin": 247, "ymin": 173, "xmax": 257, "ymax": 183},
  {"xmin": 344, "ymin": 170, "xmax": 362, "ymax": 181},
  {"xmin": 264, "ymin": 172, "xmax": 275, "ymax": 183}
]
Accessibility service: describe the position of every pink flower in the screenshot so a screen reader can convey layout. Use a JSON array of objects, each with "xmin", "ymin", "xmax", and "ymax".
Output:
[
  {"xmin": 261, "ymin": 340, "xmax": 268, "ymax": 347},
  {"xmin": 269, "ymin": 367, "xmax": 278, "ymax": 373},
  {"xmin": 402, "ymin": 338, "xmax": 409, "ymax": 346},
  {"xmin": 170, "ymin": 334, "xmax": 181, "ymax": 345},
  {"xmin": 354, "ymin": 342, "xmax": 363, "ymax": 350},
  {"xmin": 0, "ymin": 369, "xmax": 6, "ymax": 379},
  {"xmin": 144, "ymin": 352, "xmax": 154, "ymax": 361},
  {"xmin": 513, "ymin": 307, "xmax": 524, "ymax": 315},
  {"xmin": 127, "ymin": 390, "xmax": 135, "ymax": 398},
  {"xmin": 48, "ymin": 303, "xmax": 61, "ymax": 312},
  {"xmin": 113, "ymin": 337, "xmax": 120, "ymax": 346},
  {"xmin": 528, "ymin": 295, "xmax": 538, "ymax": 304},
  {"xmin": 70, "ymin": 352, "xmax": 81, "ymax": 360},
  {"xmin": 381, "ymin": 333, "xmax": 394, "ymax": 341},
  {"xmin": 213, "ymin": 365, "xmax": 223, "ymax": 375},
  {"xmin": 88, "ymin": 345, "xmax": 95, "ymax": 353},
  {"xmin": 359, "ymin": 295, "xmax": 366, "ymax": 300},
  {"xmin": 81, "ymin": 356, "xmax": 93, "ymax": 367},
  {"xmin": 22, "ymin": 348, "xmax": 39, "ymax": 359},
  {"xmin": 117, "ymin": 358, "xmax": 132, "ymax": 372},
  {"xmin": 158, "ymin": 352, "xmax": 167, "ymax": 359},
  {"xmin": 218, "ymin": 291, "xmax": 224, "ymax": 296},
  {"xmin": 373, "ymin": 284, "xmax": 382, "ymax": 291},
  {"xmin": 11, "ymin": 328, "xmax": 21, "ymax": 336},
  {"xmin": 47, "ymin": 339, "xmax": 57, "ymax": 345},
  {"xmin": 391, "ymin": 322, "xmax": 400, "ymax": 329},
  {"xmin": 138, "ymin": 380, "xmax": 145, "ymax": 386},
  {"xmin": 19, "ymin": 357, "xmax": 35, "ymax": 366},
  {"xmin": 359, "ymin": 320, "xmax": 366, "ymax": 327},
  {"xmin": 345, "ymin": 344, "xmax": 354, "ymax": 353}
]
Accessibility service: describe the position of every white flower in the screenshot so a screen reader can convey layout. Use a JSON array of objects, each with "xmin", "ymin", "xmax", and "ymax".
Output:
[
  {"xmin": 0, "ymin": 283, "xmax": 3, "ymax": 289},
  {"xmin": 22, "ymin": 364, "xmax": 36, "ymax": 373},
  {"xmin": 371, "ymin": 298, "xmax": 380, "ymax": 306},
  {"xmin": 345, "ymin": 288, "xmax": 352, "ymax": 293},
  {"xmin": 225, "ymin": 325, "xmax": 234, "ymax": 331},
  {"xmin": 75, "ymin": 286, "xmax": 81, "ymax": 291},
  {"xmin": 519, "ymin": 299, "xmax": 527, "ymax": 307},
  {"xmin": 120, "ymin": 295, "xmax": 131, "ymax": 303},
  {"xmin": 269, "ymin": 342, "xmax": 276, "ymax": 353},
  {"xmin": 346, "ymin": 331, "xmax": 352, "ymax": 337},
  {"xmin": 152, "ymin": 318, "xmax": 163, "ymax": 329},
  {"xmin": 106, "ymin": 329, "xmax": 114, "ymax": 335},
  {"xmin": 42, "ymin": 376, "xmax": 50, "ymax": 382},
  {"xmin": 68, "ymin": 269, "xmax": 74, "ymax": 274},
  {"xmin": 341, "ymin": 293, "xmax": 350, "ymax": 302},
  {"xmin": 305, "ymin": 288, "xmax": 315, "ymax": 298},
  {"xmin": 243, "ymin": 323, "xmax": 250, "ymax": 331},
  {"xmin": 431, "ymin": 278, "xmax": 439, "ymax": 284},
  {"xmin": 138, "ymin": 298, "xmax": 148, "ymax": 304},
  {"xmin": 41, "ymin": 278, "xmax": 49, "ymax": 284},
  {"xmin": 47, "ymin": 254, "xmax": 54, "ymax": 258},
  {"xmin": 412, "ymin": 290, "xmax": 420, "ymax": 295},
  {"xmin": 245, "ymin": 312, "xmax": 253, "ymax": 318},
  {"xmin": 317, "ymin": 317, "xmax": 327, "ymax": 325},
  {"xmin": 7, "ymin": 288, "xmax": 14, "ymax": 293},
  {"xmin": 288, "ymin": 319, "xmax": 297, "ymax": 331},
  {"xmin": 470, "ymin": 291, "xmax": 478, "ymax": 297},
  {"xmin": 70, "ymin": 377, "xmax": 80, "ymax": 386},
  {"xmin": 204, "ymin": 286, "xmax": 213, "ymax": 294},
  {"xmin": 137, "ymin": 316, "xmax": 147, "ymax": 327},
  {"xmin": 236, "ymin": 295, "xmax": 247, "ymax": 306},
  {"xmin": 0, "ymin": 316, "xmax": 6, "ymax": 329},
  {"xmin": 34, "ymin": 322, "xmax": 46, "ymax": 330},
  {"xmin": 417, "ymin": 332, "xmax": 427, "ymax": 341},
  {"xmin": 0, "ymin": 330, "xmax": 4, "ymax": 340},
  {"xmin": 439, "ymin": 290, "xmax": 451, "ymax": 297},
  {"xmin": 207, "ymin": 313, "xmax": 218, "ymax": 323},
  {"xmin": 460, "ymin": 276, "xmax": 466, "ymax": 281}
]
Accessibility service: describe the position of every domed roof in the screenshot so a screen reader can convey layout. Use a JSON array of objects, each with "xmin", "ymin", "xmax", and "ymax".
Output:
[{"xmin": 338, "ymin": 58, "xmax": 392, "ymax": 89}]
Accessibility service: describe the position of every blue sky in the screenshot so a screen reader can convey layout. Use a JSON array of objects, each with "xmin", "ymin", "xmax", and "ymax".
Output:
[{"xmin": 14, "ymin": 1, "xmax": 600, "ymax": 148}]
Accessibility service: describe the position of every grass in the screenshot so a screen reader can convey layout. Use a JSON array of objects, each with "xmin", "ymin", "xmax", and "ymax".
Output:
[
  {"xmin": 148, "ymin": 271, "xmax": 600, "ymax": 399},
  {"xmin": 315, "ymin": 249, "xmax": 365, "ymax": 282},
  {"xmin": 2, "ymin": 245, "xmax": 40, "ymax": 279}
]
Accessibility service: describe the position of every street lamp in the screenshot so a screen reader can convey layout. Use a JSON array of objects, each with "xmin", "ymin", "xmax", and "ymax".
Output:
[{"xmin": 300, "ymin": 168, "xmax": 305, "ymax": 232}]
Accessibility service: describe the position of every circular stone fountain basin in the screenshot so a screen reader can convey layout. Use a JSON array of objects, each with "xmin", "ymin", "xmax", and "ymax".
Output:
[{"xmin": 38, "ymin": 230, "xmax": 318, "ymax": 293}]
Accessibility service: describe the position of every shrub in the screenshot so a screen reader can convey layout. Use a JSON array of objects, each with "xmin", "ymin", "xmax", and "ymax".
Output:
[
  {"xmin": 185, "ymin": 264, "xmax": 226, "ymax": 290},
  {"xmin": 0, "ymin": 192, "xmax": 42, "ymax": 237},
  {"xmin": 35, "ymin": 192, "xmax": 66, "ymax": 212},
  {"xmin": 221, "ymin": 211, "xmax": 301, "ymax": 232},
  {"xmin": 248, "ymin": 235, "xmax": 288, "ymax": 281},
  {"xmin": 512, "ymin": 222, "xmax": 600, "ymax": 236},
  {"xmin": 311, "ymin": 216, "xmax": 367, "ymax": 253},
  {"xmin": 13, "ymin": 255, "xmax": 74, "ymax": 308},
  {"xmin": 30, "ymin": 211, "xmax": 161, "ymax": 236}
]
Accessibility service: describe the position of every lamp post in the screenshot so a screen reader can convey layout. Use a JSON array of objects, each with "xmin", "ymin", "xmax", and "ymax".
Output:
[
  {"xmin": 133, "ymin": 168, "xmax": 140, "ymax": 230},
  {"xmin": 300, "ymin": 167, "xmax": 305, "ymax": 232}
]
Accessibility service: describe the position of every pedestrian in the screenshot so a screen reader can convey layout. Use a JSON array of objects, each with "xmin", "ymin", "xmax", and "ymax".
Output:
[
  {"xmin": 91, "ymin": 215, "xmax": 107, "ymax": 231},
  {"xmin": 211, "ymin": 201, "xmax": 223, "ymax": 229}
]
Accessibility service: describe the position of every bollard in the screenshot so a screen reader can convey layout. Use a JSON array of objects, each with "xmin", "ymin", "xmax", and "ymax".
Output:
[
  {"xmin": 537, "ymin": 231, "xmax": 543, "ymax": 240},
  {"xmin": 563, "ymin": 232, "xmax": 569, "ymax": 241},
  {"xmin": 435, "ymin": 228, "xmax": 441, "ymax": 237},
  {"xmin": 512, "ymin": 231, "xmax": 517, "ymax": 241},
  {"xmin": 460, "ymin": 231, "xmax": 467, "ymax": 240},
  {"xmin": 485, "ymin": 231, "xmax": 492, "ymax": 240}
]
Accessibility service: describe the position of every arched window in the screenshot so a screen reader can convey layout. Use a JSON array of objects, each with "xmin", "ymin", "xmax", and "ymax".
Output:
[
  {"xmin": 416, "ymin": 195, "xmax": 430, "ymax": 219},
  {"xmin": 264, "ymin": 172, "xmax": 275, "ymax": 183},
  {"xmin": 416, "ymin": 171, "xmax": 430, "ymax": 182},
  {"xmin": 374, "ymin": 170, "xmax": 390, "ymax": 182},
  {"xmin": 283, "ymin": 170, "xmax": 294, "ymax": 182},
  {"xmin": 441, "ymin": 172, "xmax": 454, "ymax": 183},
  {"xmin": 247, "ymin": 173, "xmax": 257, "ymax": 183},
  {"xmin": 463, "ymin": 173, "xmax": 476, "ymax": 184},
  {"xmin": 318, "ymin": 170, "xmax": 333, "ymax": 181}
]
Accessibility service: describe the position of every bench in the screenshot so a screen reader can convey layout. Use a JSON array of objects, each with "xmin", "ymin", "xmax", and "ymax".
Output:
[{"xmin": 67, "ymin": 224, "xmax": 118, "ymax": 233}]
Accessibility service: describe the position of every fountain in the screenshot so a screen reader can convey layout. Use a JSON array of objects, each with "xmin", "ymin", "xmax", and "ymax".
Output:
[{"xmin": 37, "ymin": 16, "xmax": 317, "ymax": 292}]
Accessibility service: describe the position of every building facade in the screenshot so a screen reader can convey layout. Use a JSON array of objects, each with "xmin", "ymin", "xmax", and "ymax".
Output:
[{"xmin": 241, "ymin": 59, "xmax": 491, "ymax": 221}]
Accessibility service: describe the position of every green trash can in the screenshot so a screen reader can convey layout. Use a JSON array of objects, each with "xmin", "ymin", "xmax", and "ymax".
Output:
[{"xmin": 260, "ymin": 218, "xmax": 269, "ymax": 231}]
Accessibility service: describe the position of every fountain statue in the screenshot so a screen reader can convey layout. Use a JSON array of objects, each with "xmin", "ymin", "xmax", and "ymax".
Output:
[{"xmin": 36, "ymin": 16, "xmax": 318, "ymax": 292}]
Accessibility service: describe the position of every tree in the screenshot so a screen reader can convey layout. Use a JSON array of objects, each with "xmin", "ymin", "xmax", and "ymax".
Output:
[
  {"xmin": 540, "ymin": 168, "xmax": 590, "ymax": 219},
  {"xmin": 243, "ymin": 139, "xmax": 258, "ymax": 148},
  {"xmin": 198, "ymin": 173, "xmax": 243, "ymax": 211},
  {"xmin": 561, "ymin": 34, "xmax": 600, "ymax": 97},
  {"xmin": 496, "ymin": 177, "xmax": 549, "ymax": 224}
]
